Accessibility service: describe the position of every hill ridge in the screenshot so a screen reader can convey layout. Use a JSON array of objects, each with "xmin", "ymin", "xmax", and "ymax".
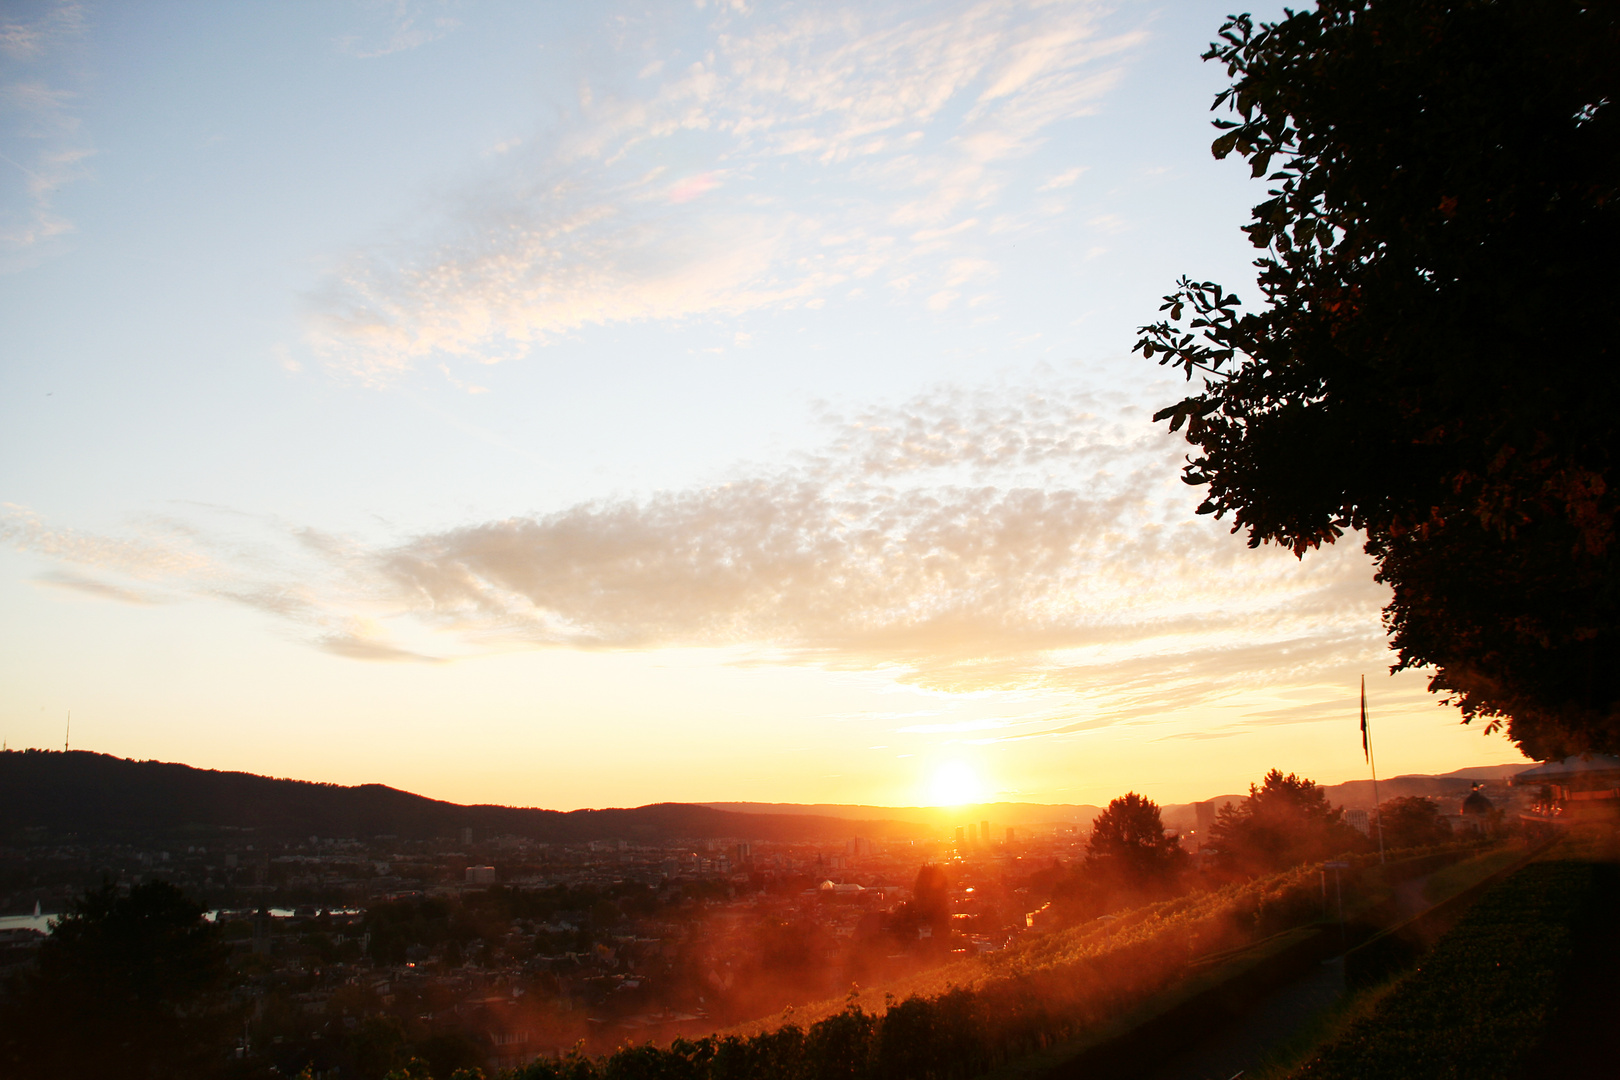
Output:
[
  {"xmin": 0, "ymin": 750, "xmax": 928, "ymax": 844},
  {"xmin": 1, "ymin": 751, "xmax": 1530, "ymax": 845}
]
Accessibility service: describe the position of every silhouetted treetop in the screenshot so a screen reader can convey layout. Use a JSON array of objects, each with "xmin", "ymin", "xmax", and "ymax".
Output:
[
  {"xmin": 1378, "ymin": 795, "xmax": 1453, "ymax": 849},
  {"xmin": 1136, "ymin": 0, "xmax": 1620, "ymax": 757},
  {"xmin": 1084, "ymin": 792, "xmax": 1187, "ymax": 887},
  {"xmin": 1, "ymin": 881, "xmax": 232, "ymax": 1079},
  {"xmin": 1207, "ymin": 769, "xmax": 1360, "ymax": 874}
]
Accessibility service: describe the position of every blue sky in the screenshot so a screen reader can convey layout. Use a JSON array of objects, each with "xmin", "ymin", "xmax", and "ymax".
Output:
[{"xmin": 0, "ymin": 0, "xmax": 1527, "ymax": 809}]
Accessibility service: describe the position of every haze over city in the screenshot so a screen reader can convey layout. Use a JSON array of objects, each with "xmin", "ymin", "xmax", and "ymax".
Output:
[{"xmin": 0, "ymin": 0, "xmax": 1528, "ymax": 811}]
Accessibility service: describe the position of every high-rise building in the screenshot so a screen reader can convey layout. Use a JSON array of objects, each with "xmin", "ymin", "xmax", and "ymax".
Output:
[
  {"xmin": 251, "ymin": 910, "xmax": 272, "ymax": 955},
  {"xmin": 955, "ymin": 826, "xmax": 966, "ymax": 847},
  {"xmin": 1193, "ymin": 800, "xmax": 1218, "ymax": 850}
]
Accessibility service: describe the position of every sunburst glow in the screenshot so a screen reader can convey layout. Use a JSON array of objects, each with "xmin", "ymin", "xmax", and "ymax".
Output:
[{"xmin": 927, "ymin": 761, "xmax": 986, "ymax": 807}]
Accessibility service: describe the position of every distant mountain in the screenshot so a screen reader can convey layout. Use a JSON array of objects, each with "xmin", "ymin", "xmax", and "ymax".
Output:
[
  {"xmin": 714, "ymin": 762, "xmax": 1535, "ymax": 835},
  {"xmin": 703, "ymin": 801, "xmax": 1104, "ymax": 830},
  {"xmin": 1156, "ymin": 762, "xmax": 1533, "ymax": 829},
  {"xmin": 1419, "ymin": 763, "xmax": 1531, "ymax": 782},
  {"xmin": 0, "ymin": 751, "xmax": 930, "ymax": 845},
  {"xmin": 1315, "ymin": 762, "xmax": 1529, "ymax": 812}
]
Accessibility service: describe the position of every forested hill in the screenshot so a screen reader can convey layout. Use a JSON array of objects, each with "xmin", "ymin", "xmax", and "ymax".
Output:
[{"xmin": 0, "ymin": 750, "xmax": 928, "ymax": 845}]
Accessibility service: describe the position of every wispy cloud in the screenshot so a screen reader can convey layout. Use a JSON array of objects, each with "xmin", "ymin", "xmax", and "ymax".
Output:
[
  {"xmin": 0, "ymin": 1, "xmax": 92, "ymax": 267},
  {"xmin": 36, "ymin": 569, "xmax": 162, "ymax": 605},
  {"xmin": 318, "ymin": 627, "xmax": 441, "ymax": 663},
  {"xmin": 307, "ymin": 0, "xmax": 1144, "ymax": 383},
  {"xmin": 1037, "ymin": 165, "xmax": 1086, "ymax": 191},
  {"xmin": 2, "ymin": 503, "xmax": 212, "ymax": 580},
  {"xmin": 0, "ymin": 503, "xmax": 427, "ymax": 663},
  {"xmin": 337, "ymin": 0, "xmax": 462, "ymax": 59},
  {"xmin": 0, "ymin": 2, "xmax": 83, "ymax": 61},
  {"xmin": 1, "ymin": 379, "xmax": 1397, "ymax": 722}
]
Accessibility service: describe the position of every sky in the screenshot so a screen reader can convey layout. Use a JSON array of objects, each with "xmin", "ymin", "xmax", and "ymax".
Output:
[{"xmin": 0, "ymin": 0, "xmax": 1530, "ymax": 812}]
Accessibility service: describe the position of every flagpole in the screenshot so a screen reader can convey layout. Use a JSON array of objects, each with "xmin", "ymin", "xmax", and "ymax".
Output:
[{"xmin": 1362, "ymin": 676, "xmax": 1385, "ymax": 863}]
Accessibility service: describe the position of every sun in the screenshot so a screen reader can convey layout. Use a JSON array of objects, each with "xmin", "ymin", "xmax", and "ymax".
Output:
[{"xmin": 927, "ymin": 761, "xmax": 987, "ymax": 807}]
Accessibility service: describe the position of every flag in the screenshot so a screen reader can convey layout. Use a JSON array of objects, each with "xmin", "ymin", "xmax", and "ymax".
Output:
[{"xmin": 1360, "ymin": 675, "xmax": 1370, "ymax": 762}]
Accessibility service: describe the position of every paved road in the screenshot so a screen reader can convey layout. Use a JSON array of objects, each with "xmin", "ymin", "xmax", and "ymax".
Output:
[
  {"xmin": 1123, "ymin": 861, "xmax": 1438, "ymax": 1080},
  {"xmin": 1129, "ymin": 955, "xmax": 1346, "ymax": 1080}
]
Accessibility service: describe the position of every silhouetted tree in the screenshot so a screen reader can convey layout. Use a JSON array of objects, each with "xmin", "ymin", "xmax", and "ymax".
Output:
[
  {"xmin": 1378, "ymin": 796, "xmax": 1454, "ymax": 849},
  {"xmin": 348, "ymin": 1014, "xmax": 413, "ymax": 1080},
  {"xmin": 889, "ymin": 863, "xmax": 953, "ymax": 945},
  {"xmin": 1085, "ymin": 792, "xmax": 1188, "ymax": 891},
  {"xmin": 1135, "ymin": 0, "xmax": 1620, "ymax": 757},
  {"xmin": 0, "ymin": 879, "xmax": 234, "ymax": 1079},
  {"xmin": 1051, "ymin": 794, "xmax": 1188, "ymax": 920},
  {"xmin": 911, "ymin": 864, "xmax": 950, "ymax": 923},
  {"xmin": 1207, "ymin": 770, "xmax": 1361, "ymax": 874}
]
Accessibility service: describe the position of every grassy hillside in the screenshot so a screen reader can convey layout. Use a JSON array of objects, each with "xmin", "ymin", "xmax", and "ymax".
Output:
[
  {"xmin": 1287, "ymin": 857, "xmax": 1596, "ymax": 1079},
  {"xmin": 729, "ymin": 862, "xmax": 1329, "ymax": 1037}
]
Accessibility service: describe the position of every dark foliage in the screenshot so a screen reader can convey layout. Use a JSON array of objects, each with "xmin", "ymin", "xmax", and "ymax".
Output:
[
  {"xmin": 0, "ymin": 880, "xmax": 235, "ymax": 1079},
  {"xmin": 1081, "ymin": 793, "xmax": 1189, "ymax": 904},
  {"xmin": 1050, "ymin": 793, "xmax": 1189, "ymax": 920},
  {"xmin": 910, "ymin": 864, "xmax": 950, "ymax": 926},
  {"xmin": 351, "ymin": 1015, "xmax": 414, "ymax": 1079},
  {"xmin": 1207, "ymin": 770, "xmax": 1361, "ymax": 875},
  {"xmin": 1377, "ymin": 796, "xmax": 1453, "ymax": 850},
  {"xmin": 1135, "ymin": 0, "xmax": 1620, "ymax": 756},
  {"xmin": 882, "ymin": 864, "xmax": 954, "ymax": 949}
]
